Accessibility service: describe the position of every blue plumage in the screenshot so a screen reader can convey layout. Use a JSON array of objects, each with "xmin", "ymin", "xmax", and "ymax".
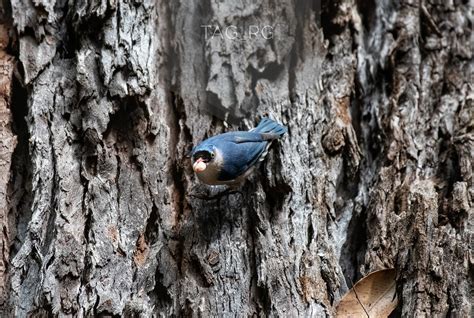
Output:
[{"xmin": 191, "ymin": 118, "xmax": 286, "ymax": 185}]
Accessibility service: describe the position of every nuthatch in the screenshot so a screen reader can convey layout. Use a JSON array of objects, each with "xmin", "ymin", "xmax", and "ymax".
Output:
[{"xmin": 191, "ymin": 118, "xmax": 286, "ymax": 185}]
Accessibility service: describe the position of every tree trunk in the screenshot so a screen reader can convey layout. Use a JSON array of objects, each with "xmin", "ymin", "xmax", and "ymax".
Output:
[{"xmin": 1, "ymin": 0, "xmax": 472, "ymax": 316}]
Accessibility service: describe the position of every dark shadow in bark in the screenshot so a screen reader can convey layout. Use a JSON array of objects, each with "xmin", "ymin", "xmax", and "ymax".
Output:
[
  {"xmin": 321, "ymin": 0, "xmax": 345, "ymax": 39},
  {"xmin": 57, "ymin": 1, "xmax": 78, "ymax": 59},
  {"xmin": 260, "ymin": 146, "xmax": 292, "ymax": 220},
  {"xmin": 436, "ymin": 137, "xmax": 464, "ymax": 229},
  {"xmin": 150, "ymin": 260, "xmax": 172, "ymax": 307},
  {"xmin": 190, "ymin": 187, "xmax": 245, "ymax": 241},
  {"xmin": 339, "ymin": 204, "xmax": 368, "ymax": 283},
  {"xmin": 8, "ymin": 74, "xmax": 33, "ymax": 259},
  {"xmin": 355, "ymin": 0, "xmax": 376, "ymax": 32},
  {"xmin": 248, "ymin": 193, "xmax": 272, "ymax": 316},
  {"xmin": 145, "ymin": 204, "xmax": 160, "ymax": 245}
]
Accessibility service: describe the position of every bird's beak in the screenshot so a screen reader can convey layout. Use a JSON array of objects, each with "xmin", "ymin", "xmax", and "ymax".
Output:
[{"xmin": 193, "ymin": 158, "xmax": 207, "ymax": 172}]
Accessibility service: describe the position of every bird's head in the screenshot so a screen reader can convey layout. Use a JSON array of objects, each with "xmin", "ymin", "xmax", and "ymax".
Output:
[{"xmin": 191, "ymin": 144, "xmax": 216, "ymax": 173}]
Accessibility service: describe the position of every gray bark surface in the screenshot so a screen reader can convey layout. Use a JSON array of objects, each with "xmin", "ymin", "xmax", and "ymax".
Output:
[{"xmin": 0, "ymin": 0, "xmax": 472, "ymax": 316}]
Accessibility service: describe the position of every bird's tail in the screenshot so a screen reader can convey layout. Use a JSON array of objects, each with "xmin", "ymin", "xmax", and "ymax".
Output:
[{"xmin": 252, "ymin": 117, "xmax": 287, "ymax": 136}]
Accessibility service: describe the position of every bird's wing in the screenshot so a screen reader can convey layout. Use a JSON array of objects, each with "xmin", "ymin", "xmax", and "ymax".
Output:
[
  {"xmin": 234, "ymin": 133, "xmax": 281, "ymax": 143},
  {"xmin": 213, "ymin": 132, "xmax": 270, "ymax": 181},
  {"xmin": 217, "ymin": 131, "xmax": 280, "ymax": 143}
]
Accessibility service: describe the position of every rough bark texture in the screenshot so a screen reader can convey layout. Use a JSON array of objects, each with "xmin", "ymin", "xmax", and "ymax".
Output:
[
  {"xmin": 0, "ymin": 20, "xmax": 17, "ymax": 309},
  {"xmin": 0, "ymin": 0, "xmax": 472, "ymax": 316}
]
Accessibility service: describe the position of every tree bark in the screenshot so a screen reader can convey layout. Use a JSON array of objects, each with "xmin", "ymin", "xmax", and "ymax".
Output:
[{"xmin": 0, "ymin": 0, "xmax": 472, "ymax": 316}]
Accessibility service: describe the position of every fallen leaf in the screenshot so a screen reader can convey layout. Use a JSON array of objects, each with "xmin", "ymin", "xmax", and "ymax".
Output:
[{"xmin": 336, "ymin": 269, "xmax": 398, "ymax": 318}]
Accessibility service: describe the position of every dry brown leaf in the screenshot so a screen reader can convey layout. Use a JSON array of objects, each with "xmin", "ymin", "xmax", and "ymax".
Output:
[{"xmin": 336, "ymin": 269, "xmax": 398, "ymax": 318}]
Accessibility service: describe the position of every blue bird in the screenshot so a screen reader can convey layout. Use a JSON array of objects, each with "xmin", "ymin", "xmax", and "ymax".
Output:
[{"xmin": 191, "ymin": 118, "xmax": 287, "ymax": 185}]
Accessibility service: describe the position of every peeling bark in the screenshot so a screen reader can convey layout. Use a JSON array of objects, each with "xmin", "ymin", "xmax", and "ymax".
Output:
[{"xmin": 1, "ymin": 0, "xmax": 472, "ymax": 316}]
